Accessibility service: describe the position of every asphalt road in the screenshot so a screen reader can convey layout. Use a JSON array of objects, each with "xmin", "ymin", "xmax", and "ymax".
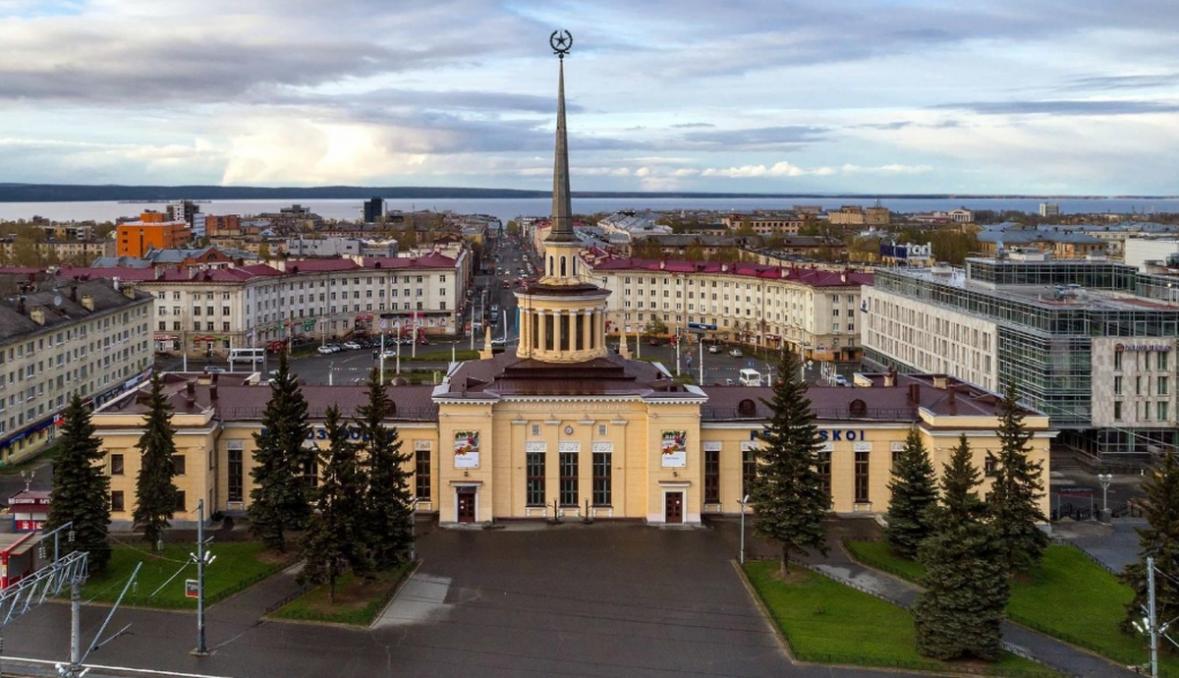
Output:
[{"xmin": 0, "ymin": 525, "xmax": 914, "ymax": 678}]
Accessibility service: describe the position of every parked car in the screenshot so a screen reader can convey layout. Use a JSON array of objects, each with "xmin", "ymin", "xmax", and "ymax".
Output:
[
  {"xmin": 317, "ymin": 345, "xmax": 334, "ymax": 355},
  {"xmin": 729, "ymin": 347, "xmax": 743, "ymax": 358},
  {"xmin": 204, "ymin": 366, "xmax": 226, "ymax": 374},
  {"xmin": 343, "ymin": 341, "xmax": 362, "ymax": 350},
  {"xmin": 738, "ymin": 368, "xmax": 763, "ymax": 387},
  {"xmin": 707, "ymin": 344, "xmax": 721, "ymax": 354},
  {"xmin": 833, "ymin": 374, "xmax": 850, "ymax": 387}
]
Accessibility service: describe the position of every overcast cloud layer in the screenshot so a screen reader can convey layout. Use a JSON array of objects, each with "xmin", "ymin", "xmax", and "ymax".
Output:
[{"xmin": 1, "ymin": 0, "xmax": 1178, "ymax": 193}]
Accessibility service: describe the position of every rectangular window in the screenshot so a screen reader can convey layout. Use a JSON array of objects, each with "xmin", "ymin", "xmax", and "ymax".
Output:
[
  {"xmin": 1114, "ymin": 376, "xmax": 1123, "ymax": 395},
  {"xmin": 110, "ymin": 454, "xmax": 124, "ymax": 475},
  {"xmin": 415, "ymin": 448, "xmax": 431, "ymax": 500},
  {"xmin": 1114, "ymin": 401, "xmax": 1123, "ymax": 420},
  {"xmin": 854, "ymin": 451, "xmax": 870, "ymax": 503},
  {"xmin": 1159, "ymin": 401, "xmax": 1170, "ymax": 421},
  {"xmin": 817, "ymin": 451, "xmax": 832, "ymax": 508},
  {"xmin": 559, "ymin": 452, "xmax": 578, "ymax": 507},
  {"xmin": 1161, "ymin": 352, "xmax": 1169, "ymax": 371},
  {"xmin": 1114, "ymin": 351, "xmax": 1123, "ymax": 370},
  {"xmin": 111, "ymin": 491, "xmax": 124, "ymax": 512},
  {"xmin": 704, "ymin": 448, "xmax": 720, "ymax": 504},
  {"xmin": 526, "ymin": 452, "xmax": 545, "ymax": 506},
  {"xmin": 741, "ymin": 447, "xmax": 756, "ymax": 499},
  {"xmin": 592, "ymin": 451, "xmax": 611, "ymax": 506},
  {"xmin": 174, "ymin": 490, "xmax": 186, "ymax": 513},
  {"xmin": 1160, "ymin": 376, "xmax": 1169, "ymax": 396},
  {"xmin": 227, "ymin": 446, "xmax": 243, "ymax": 503},
  {"xmin": 172, "ymin": 454, "xmax": 186, "ymax": 476}
]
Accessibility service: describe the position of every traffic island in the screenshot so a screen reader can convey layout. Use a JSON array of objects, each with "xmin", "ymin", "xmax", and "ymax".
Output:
[
  {"xmin": 845, "ymin": 540, "xmax": 1179, "ymax": 676},
  {"xmin": 740, "ymin": 559, "xmax": 1055, "ymax": 676},
  {"xmin": 80, "ymin": 541, "xmax": 293, "ymax": 609},
  {"xmin": 268, "ymin": 560, "xmax": 417, "ymax": 626}
]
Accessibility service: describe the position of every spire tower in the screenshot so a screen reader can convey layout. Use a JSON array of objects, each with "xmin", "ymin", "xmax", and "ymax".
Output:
[{"xmin": 547, "ymin": 57, "xmax": 575, "ymax": 243}]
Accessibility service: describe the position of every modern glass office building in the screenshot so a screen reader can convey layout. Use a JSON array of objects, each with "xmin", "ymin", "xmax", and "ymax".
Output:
[{"xmin": 862, "ymin": 254, "xmax": 1179, "ymax": 456}]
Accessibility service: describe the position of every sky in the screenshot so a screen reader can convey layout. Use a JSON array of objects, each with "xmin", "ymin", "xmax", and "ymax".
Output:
[{"xmin": 1, "ymin": 0, "xmax": 1178, "ymax": 194}]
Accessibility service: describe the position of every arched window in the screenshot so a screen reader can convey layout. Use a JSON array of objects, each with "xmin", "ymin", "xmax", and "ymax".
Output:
[
  {"xmin": 737, "ymin": 399, "xmax": 757, "ymax": 417},
  {"xmin": 560, "ymin": 256, "xmax": 567, "ymax": 277},
  {"xmin": 848, "ymin": 399, "xmax": 867, "ymax": 417},
  {"xmin": 548, "ymin": 256, "xmax": 554, "ymax": 276},
  {"xmin": 572, "ymin": 258, "xmax": 577, "ymax": 275}
]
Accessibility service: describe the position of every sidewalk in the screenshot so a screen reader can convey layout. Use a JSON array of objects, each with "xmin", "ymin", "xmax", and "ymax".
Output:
[
  {"xmin": 208, "ymin": 560, "xmax": 305, "ymax": 625},
  {"xmin": 804, "ymin": 520, "xmax": 1138, "ymax": 677}
]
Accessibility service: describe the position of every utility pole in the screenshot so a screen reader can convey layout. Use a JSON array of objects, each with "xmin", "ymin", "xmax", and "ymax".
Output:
[
  {"xmin": 675, "ymin": 331, "xmax": 681, "ymax": 376},
  {"xmin": 379, "ymin": 331, "xmax": 386, "ymax": 386},
  {"xmin": 194, "ymin": 499, "xmax": 208, "ymax": 656},
  {"xmin": 67, "ymin": 579, "xmax": 81, "ymax": 677},
  {"xmin": 1149, "ymin": 556, "xmax": 1158, "ymax": 678},
  {"xmin": 698, "ymin": 337, "xmax": 704, "ymax": 384},
  {"xmin": 396, "ymin": 323, "xmax": 402, "ymax": 375}
]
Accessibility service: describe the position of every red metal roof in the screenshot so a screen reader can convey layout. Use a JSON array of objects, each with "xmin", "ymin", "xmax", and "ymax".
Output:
[{"xmin": 592, "ymin": 257, "xmax": 873, "ymax": 287}]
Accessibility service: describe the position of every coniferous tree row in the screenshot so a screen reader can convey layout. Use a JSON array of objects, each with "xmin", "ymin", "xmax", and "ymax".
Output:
[
  {"xmin": 1122, "ymin": 451, "xmax": 1179, "ymax": 636},
  {"xmin": 356, "ymin": 369, "xmax": 415, "ymax": 570},
  {"xmin": 751, "ymin": 349, "xmax": 828, "ymax": 575},
  {"xmin": 914, "ymin": 434, "xmax": 1009, "ymax": 661},
  {"xmin": 301, "ymin": 405, "xmax": 373, "ymax": 601},
  {"xmin": 885, "ymin": 426, "xmax": 938, "ymax": 559},
  {"xmin": 987, "ymin": 382, "xmax": 1049, "ymax": 573},
  {"xmin": 133, "ymin": 374, "xmax": 179, "ymax": 546},
  {"xmin": 250, "ymin": 352, "xmax": 313, "ymax": 552},
  {"xmin": 46, "ymin": 394, "xmax": 111, "ymax": 572}
]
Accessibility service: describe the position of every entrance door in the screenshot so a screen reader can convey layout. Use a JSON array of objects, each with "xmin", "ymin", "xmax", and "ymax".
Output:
[
  {"xmin": 456, "ymin": 488, "xmax": 476, "ymax": 523},
  {"xmin": 665, "ymin": 492, "xmax": 683, "ymax": 524}
]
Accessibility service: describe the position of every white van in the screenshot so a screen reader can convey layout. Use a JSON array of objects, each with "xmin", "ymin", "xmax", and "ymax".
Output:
[{"xmin": 738, "ymin": 368, "xmax": 762, "ymax": 387}]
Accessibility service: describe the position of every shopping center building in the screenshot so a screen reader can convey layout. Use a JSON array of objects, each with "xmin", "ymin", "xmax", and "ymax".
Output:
[{"xmin": 91, "ymin": 42, "xmax": 1054, "ymax": 526}]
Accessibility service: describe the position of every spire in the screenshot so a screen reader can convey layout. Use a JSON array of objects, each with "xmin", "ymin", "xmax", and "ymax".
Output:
[{"xmin": 546, "ymin": 35, "xmax": 576, "ymax": 244}]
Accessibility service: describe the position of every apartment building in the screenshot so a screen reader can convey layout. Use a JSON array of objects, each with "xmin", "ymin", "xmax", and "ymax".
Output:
[
  {"xmin": 828, "ymin": 206, "xmax": 890, "ymax": 226},
  {"xmin": 721, "ymin": 213, "xmax": 805, "ymax": 235},
  {"xmin": 0, "ymin": 238, "xmax": 114, "ymax": 263},
  {"xmin": 116, "ymin": 220, "xmax": 191, "ymax": 257},
  {"xmin": 44, "ymin": 253, "xmax": 468, "ymax": 355},
  {"xmin": 861, "ymin": 253, "xmax": 1179, "ymax": 457},
  {"xmin": 586, "ymin": 257, "xmax": 872, "ymax": 361},
  {"xmin": 0, "ymin": 279, "xmax": 153, "ymax": 464}
]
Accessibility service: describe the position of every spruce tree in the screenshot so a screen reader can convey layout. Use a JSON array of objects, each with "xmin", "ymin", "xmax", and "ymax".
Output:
[
  {"xmin": 751, "ymin": 350, "xmax": 828, "ymax": 575},
  {"xmin": 987, "ymin": 382, "xmax": 1048, "ymax": 573},
  {"xmin": 356, "ymin": 370, "xmax": 414, "ymax": 569},
  {"xmin": 1122, "ymin": 451, "xmax": 1179, "ymax": 635},
  {"xmin": 249, "ymin": 352, "xmax": 313, "ymax": 551},
  {"xmin": 914, "ymin": 434, "xmax": 1009, "ymax": 661},
  {"xmin": 301, "ymin": 406, "xmax": 373, "ymax": 600},
  {"xmin": 885, "ymin": 426, "xmax": 938, "ymax": 559},
  {"xmin": 46, "ymin": 394, "xmax": 111, "ymax": 572},
  {"xmin": 133, "ymin": 374, "xmax": 179, "ymax": 545}
]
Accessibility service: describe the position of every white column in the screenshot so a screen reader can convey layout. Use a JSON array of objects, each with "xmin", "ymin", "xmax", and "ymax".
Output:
[
  {"xmin": 581, "ymin": 309, "xmax": 591, "ymax": 352},
  {"xmin": 538, "ymin": 310, "xmax": 548, "ymax": 352},
  {"xmin": 553, "ymin": 310, "xmax": 563, "ymax": 352}
]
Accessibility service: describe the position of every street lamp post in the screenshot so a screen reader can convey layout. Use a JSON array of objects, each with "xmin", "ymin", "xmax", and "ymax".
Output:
[
  {"xmin": 738, "ymin": 494, "xmax": 750, "ymax": 565},
  {"xmin": 1098, "ymin": 473, "xmax": 1113, "ymax": 522}
]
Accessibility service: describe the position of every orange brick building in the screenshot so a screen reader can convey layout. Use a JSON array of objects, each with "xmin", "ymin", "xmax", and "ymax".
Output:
[{"xmin": 116, "ymin": 213, "xmax": 190, "ymax": 257}]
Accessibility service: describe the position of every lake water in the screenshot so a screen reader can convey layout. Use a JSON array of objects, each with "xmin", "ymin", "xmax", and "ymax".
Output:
[{"xmin": 0, "ymin": 196, "xmax": 1176, "ymax": 224}]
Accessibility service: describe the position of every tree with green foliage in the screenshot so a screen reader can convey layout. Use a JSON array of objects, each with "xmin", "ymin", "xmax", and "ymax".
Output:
[
  {"xmin": 751, "ymin": 350, "xmax": 828, "ymax": 575},
  {"xmin": 644, "ymin": 316, "xmax": 668, "ymax": 337},
  {"xmin": 886, "ymin": 426, "xmax": 938, "ymax": 558},
  {"xmin": 250, "ymin": 352, "xmax": 313, "ymax": 552},
  {"xmin": 133, "ymin": 374, "xmax": 179, "ymax": 545},
  {"xmin": 987, "ymin": 382, "xmax": 1048, "ymax": 573},
  {"xmin": 301, "ymin": 406, "xmax": 373, "ymax": 600},
  {"xmin": 1123, "ymin": 451, "xmax": 1179, "ymax": 635},
  {"xmin": 46, "ymin": 394, "xmax": 111, "ymax": 572},
  {"xmin": 356, "ymin": 370, "xmax": 414, "ymax": 569},
  {"xmin": 914, "ymin": 434, "xmax": 1009, "ymax": 661}
]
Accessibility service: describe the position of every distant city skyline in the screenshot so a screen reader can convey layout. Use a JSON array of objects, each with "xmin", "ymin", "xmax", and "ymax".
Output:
[{"xmin": 1, "ymin": 0, "xmax": 1177, "ymax": 194}]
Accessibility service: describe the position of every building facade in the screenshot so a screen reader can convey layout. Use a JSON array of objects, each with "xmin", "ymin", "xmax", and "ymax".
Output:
[
  {"xmin": 862, "ymin": 254, "xmax": 1179, "ymax": 456},
  {"xmin": 116, "ymin": 220, "xmax": 190, "ymax": 257},
  {"xmin": 0, "ymin": 280, "xmax": 153, "ymax": 464},
  {"xmin": 586, "ymin": 258, "xmax": 871, "ymax": 361}
]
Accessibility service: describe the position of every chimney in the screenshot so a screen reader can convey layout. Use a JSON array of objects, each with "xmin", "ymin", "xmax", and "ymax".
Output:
[
  {"xmin": 883, "ymin": 370, "xmax": 896, "ymax": 388},
  {"xmin": 29, "ymin": 308, "xmax": 45, "ymax": 325},
  {"xmin": 907, "ymin": 382, "xmax": 920, "ymax": 405},
  {"xmin": 16, "ymin": 295, "xmax": 25, "ymax": 315},
  {"xmin": 210, "ymin": 385, "xmax": 219, "ymax": 401},
  {"xmin": 186, "ymin": 381, "xmax": 195, "ymax": 395},
  {"xmin": 112, "ymin": 276, "xmax": 120, "ymax": 291},
  {"xmin": 80, "ymin": 294, "xmax": 95, "ymax": 311},
  {"xmin": 932, "ymin": 375, "xmax": 949, "ymax": 390},
  {"xmin": 211, "ymin": 372, "xmax": 219, "ymax": 384},
  {"xmin": 122, "ymin": 284, "xmax": 136, "ymax": 299},
  {"xmin": 947, "ymin": 387, "xmax": 957, "ymax": 414},
  {"xmin": 69, "ymin": 284, "xmax": 78, "ymax": 302}
]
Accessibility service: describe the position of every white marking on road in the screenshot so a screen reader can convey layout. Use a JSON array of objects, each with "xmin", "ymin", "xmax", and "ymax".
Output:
[{"xmin": 3, "ymin": 655, "xmax": 235, "ymax": 678}]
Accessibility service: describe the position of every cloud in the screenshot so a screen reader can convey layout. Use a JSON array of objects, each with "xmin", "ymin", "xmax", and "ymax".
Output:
[
  {"xmin": 669, "ymin": 122, "xmax": 714, "ymax": 129},
  {"xmin": 934, "ymin": 100, "xmax": 1179, "ymax": 116},
  {"xmin": 680, "ymin": 125, "xmax": 828, "ymax": 149},
  {"xmin": 1062, "ymin": 73, "xmax": 1179, "ymax": 91},
  {"xmin": 699, "ymin": 161, "xmax": 833, "ymax": 178},
  {"xmin": 840, "ymin": 163, "xmax": 933, "ymax": 175}
]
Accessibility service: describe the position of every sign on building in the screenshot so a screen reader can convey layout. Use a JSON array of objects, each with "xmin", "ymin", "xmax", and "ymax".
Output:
[
  {"xmin": 453, "ymin": 431, "xmax": 480, "ymax": 469},
  {"xmin": 660, "ymin": 430, "xmax": 687, "ymax": 468}
]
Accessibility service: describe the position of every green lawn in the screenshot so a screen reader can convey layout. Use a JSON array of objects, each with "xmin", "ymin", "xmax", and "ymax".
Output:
[
  {"xmin": 82, "ymin": 541, "xmax": 290, "ymax": 609},
  {"xmin": 742, "ymin": 560, "xmax": 1054, "ymax": 676},
  {"xmin": 845, "ymin": 540, "xmax": 1179, "ymax": 677},
  {"xmin": 271, "ymin": 561, "xmax": 415, "ymax": 626}
]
